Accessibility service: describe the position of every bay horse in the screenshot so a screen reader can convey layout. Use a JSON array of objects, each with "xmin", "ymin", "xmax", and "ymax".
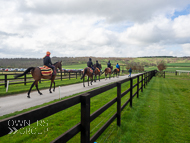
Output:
[
  {"xmin": 113, "ymin": 68, "xmax": 120, "ymax": 78},
  {"xmin": 14, "ymin": 61, "xmax": 62, "ymax": 98},
  {"xmin": 80, "ymin": 67, "xmax": 93, "ymax": 87},
  {"xmin": 102, "ymin": 66, "xmax": 113, "ymax": 80},
  {"xmin": 93, "ymin": 64, "xmax": 102, "ymax": 82}
]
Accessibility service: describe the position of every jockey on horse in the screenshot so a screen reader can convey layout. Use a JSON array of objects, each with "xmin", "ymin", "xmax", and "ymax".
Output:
[
  {"xmin": 95, "ymin": 60, "xmax": 101, "ymax": 71},
  {"xmin": 116, "ymin": 63, "xmax": 120, "ymax": 72},
  {"xmin": 43, "ymin": 51, "xmax": 55, "ymax": 78},
  {"xmin": 107, "ymin": 60, "xmax": 112, "ymax": 71},
  {"xmin": 87, "ymin": 58, "xmax": 94, "ymax": 74}
]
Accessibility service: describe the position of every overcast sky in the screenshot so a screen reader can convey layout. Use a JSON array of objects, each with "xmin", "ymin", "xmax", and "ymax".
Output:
[{"xmin": 0, "ymin": 0, "xmax": 190, "ymax": 58}]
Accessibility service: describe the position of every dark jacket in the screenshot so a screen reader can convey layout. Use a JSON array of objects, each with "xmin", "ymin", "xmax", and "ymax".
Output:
[
  {"xmin": 129, "ymin": 68, "xmax": 132, "ymax": 73},
  {"xmin": 107, "ymin": 62, "xmax": 111, "ymax": 68},
  {"xmin": 43, "ymin": 56, "xmax": 52, "ymax": 66},
  {"xmin": 96, "ymin": 62, "xmax": 100, "ymax": 69},
  {"xmin": 87, "ymin": 60, "xmax": 93, "ymax": 68}
]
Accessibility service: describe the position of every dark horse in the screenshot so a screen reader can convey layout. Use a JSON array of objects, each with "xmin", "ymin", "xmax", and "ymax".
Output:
[
  {"xmin": 14, "ymin": 61, "xmax": 62, "ymax": 98},
  {"xmin": 80, "ymin": 67, "xmax": 93, "ymax": 87},
  {"xmin": 102, "ymin": 66, "xmax": 113, "ymax": 80},
  {"xmin": 93, "ymin": 64, "xmax": 102, "ymax": 82},
  {"xmin": 113, "ymin": 68, "xmax": 120, "ymax": 78}
]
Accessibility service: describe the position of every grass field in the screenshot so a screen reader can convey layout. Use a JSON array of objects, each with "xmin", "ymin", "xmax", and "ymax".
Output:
[
  {"xmin": 167, "ymin": 62, "xmax": 190, "ymax": 67},
  {"xmin": 62, "ymin": 64, "xmax": 109, "ymax": 70},
  {"xmin": 96, "ymin": 73, "xmax": 190, "ymax": 143},
  {"xmin": 0, "ymin": 76, "xmax": 137, "ymax": 143},
  {"xmin": 1, "ymin": 72, "xmax": 190, "ymax": 142}
]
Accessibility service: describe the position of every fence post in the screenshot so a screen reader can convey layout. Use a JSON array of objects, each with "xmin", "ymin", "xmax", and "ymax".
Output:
[
  {"xmin": 76, "ymin": 72, "xmax": 77, "ymax": 79},
  {"xmin": 146, "ymin": 73, "xmax": 148, "ymax": 85},
  {"xmin": 130, "ymin": 78, "xmax": 133, "ymax": 107},
  {"xmin": 5, "ymin": 74, "xmax": 7, "ymax": 88},
  {"xmin": 175, "ymin": 71, "xmax": 177, "ymax": 76},
  {"xmin": 69, "ymin": 72, "xmax": 70, "ymax": 80},
  {"xmin": 137, "ymin": 76, "xmax": 139, "ymax": 98},
  {"xmin": 117, "ymin": 82, "xmax": 121, "ymax": 126},
  {"xmin": 24, "ymin": 74, "xmax": 26, "ymax": 85},
  {"xmin": 81, "ymin": 93, "xmax": 90, "ymax": 143},
  {"xmin": 164, "ymin": 71, "xmax": 165, "ymax": 78},
  {"xmin": 61, "ymin": 71, "xmax": 62, "ymax": 81},
  {"xmin": 144, "ymin": 73, "xmax": 146, "ymax": 88},
  {"xmin": 141, "ymin": 74, "xmax": 143, "ymax": 92}
]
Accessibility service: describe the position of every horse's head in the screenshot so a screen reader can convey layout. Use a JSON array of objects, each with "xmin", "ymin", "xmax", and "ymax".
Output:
[
  {"xmin": 99, "ymin": 64, "xmax": 102, "ymax": 69},
  {"xmin": 53, "ymin": 61, "xmax": 62, "ymax": 72}
]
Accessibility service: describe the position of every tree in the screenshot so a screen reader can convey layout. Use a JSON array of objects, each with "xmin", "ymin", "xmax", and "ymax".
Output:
[{"xmin": 157, "ymin": 60, "xmax": 167, "ymax": 71}]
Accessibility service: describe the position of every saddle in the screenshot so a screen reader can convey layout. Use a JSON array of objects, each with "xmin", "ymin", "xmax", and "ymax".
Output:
[
  {"xmin": 87, "ymin": 67, "xmax": 93, "ymax": 73},
  {"xmin": 107, "ymin": 68, "xmax": 112, "ymax": 72},
  {"xmin": 39, "ymin": 65, "xmax": 53, "ymax": 76},
  {"xmin": 116, "ymin": 68, "xmax": 120, "ymax": 72},
  {"xmin": 96, "ymin": 68, "xmax": 100, "ymax": 72}
]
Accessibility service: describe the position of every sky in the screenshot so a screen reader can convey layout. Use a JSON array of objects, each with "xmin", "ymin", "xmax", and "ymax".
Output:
[{"xmin": 0, "ymin": 0, "xmax": 190, "ymax": 58}]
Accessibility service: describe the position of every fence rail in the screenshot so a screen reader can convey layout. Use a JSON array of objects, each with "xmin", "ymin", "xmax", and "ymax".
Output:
[
  {"xmin": 0, "ymin": 71, "xmax": 82, "ymax": 87},
  {"xmin": 0, "ymin": 70, "xmax": 156, "ymax": 143}
]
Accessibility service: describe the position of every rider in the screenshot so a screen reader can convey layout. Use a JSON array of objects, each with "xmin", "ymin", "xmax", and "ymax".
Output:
[
  {"xmin": 95, "ymin": 60, "xmax": 101, "ymax": 70},
  {"xmin": 107, "ymin": 60, "xmax": 112, "ymax": 71},
  {"xmin": 116, "ymin": 63, "xmax": 120, "ymax": 72},
  {"xmin": 87, "ymin": 58, "xmax": 94, "ymax": 74},
  {"xmin": 43, "ymin": 51, "xmax": 55, "ymax": 76}
]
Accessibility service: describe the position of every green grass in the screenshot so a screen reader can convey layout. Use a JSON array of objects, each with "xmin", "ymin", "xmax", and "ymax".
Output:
[
  {"xmin": 0, "ymin": 77, "xmax": 137, "ymax": 143},
  {"xmin": 96, "ymin": 73, "xmax": 190, "ymax": 143},
  {"xmin": 167, "ymin": 62, "xmax": 190, "ymax": 67},
  {"xmin": 62, "ymin": 64, "xmax": 108, "ymax": 70},
  {"xmin": 1, "ymin": 73, "xmax": 190, "ymax": 142},
  {"xmin": 145, "ymin": 66, "xmax": 190, "ymax": 72}
]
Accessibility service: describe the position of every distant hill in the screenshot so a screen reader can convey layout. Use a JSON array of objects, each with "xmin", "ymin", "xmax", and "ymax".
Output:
[{"xmin": 1, "ymin": 56, "xmax": 190, "ymax": 68}]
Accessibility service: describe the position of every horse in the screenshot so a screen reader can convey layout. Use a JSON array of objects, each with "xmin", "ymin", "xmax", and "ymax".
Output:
[
  {"xmin": 14, "ymin": 61, "xmax": 62, "ymax": 98},
  {"xmin": 93, "ymin": 64, "xmax": 102, "ymax": 82},
  {"xmin": 102, "ymin": 66, "xmax": 113, "ymax": 80},
  {"xmin": 80, "ymin": 67, "xmax": 93, "ymax": 87},
  {"xmin": 113, "ymin": 68, "xmax": 120, "ymax": 78}
]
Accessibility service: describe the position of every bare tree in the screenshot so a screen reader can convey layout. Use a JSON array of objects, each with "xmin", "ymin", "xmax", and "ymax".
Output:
[{"xmin": 157, "ymin": 60, "xmax": 167, "ymax": 71}]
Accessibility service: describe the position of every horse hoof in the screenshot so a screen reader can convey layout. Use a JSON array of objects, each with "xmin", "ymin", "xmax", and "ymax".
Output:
[
  {"xmin": 50, "ymin": 91, "xmax": 52, "ymax": 93},
  {"xmin": 39, "ymin": 93, "xmax": 42, "ymax": 95},
  {"xmin": 53, "ymin": 89, "xmax": 55, "ymax": 92},
  {"xmin": 27, "ymin": 95, "xmax": 30, "ymax": 98}
]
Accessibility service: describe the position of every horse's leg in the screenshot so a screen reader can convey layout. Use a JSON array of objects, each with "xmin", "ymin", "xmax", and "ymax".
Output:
[
  {"xmin": 27, "ymin": 81, "xmax": 35, "ymax": 98},
  {"xmin": 35, "ymin": 81, "xmax": 42, "ymax": 95},
  {"xmin": 94, "ymin": 75, "xmax": 96, "ymax": 82},
  {"xmin": 49, "ymin": 81, "xmax": 52, "ymax": 93},
  {"xmin": 53, "ymin": 81, "xmax": 55, "ymax": 92},
  {"xmin": 88, "ymin": 76, "xmax": 89, "ymax": 86},
  {"xmin": 83, "ymin": 77, "xmax": 85, "ymax": 87}
]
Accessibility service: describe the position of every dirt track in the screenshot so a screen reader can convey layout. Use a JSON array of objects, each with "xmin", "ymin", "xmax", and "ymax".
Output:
[{"xmin": 0, "ymin": 74, "xmax": 139, "ymax": 116}]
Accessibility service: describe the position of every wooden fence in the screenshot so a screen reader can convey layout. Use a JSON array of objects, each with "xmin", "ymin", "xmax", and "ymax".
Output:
[
  {"xmin": 0, "ymin": 70, "xmax": 156, "ymax": 143},
  {"xmin": 0, "ymin": 71, "xmax": 82, "ymax": 88},
  {"xmin": 0, "ymin": 70, "xmax": 130, "ymax": 88}
]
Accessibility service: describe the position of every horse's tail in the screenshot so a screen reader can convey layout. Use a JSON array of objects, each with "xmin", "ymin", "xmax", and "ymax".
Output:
[
  {"xmin": 101, "ymin": 69, "xmax": 105, "ymax": 75},
  {"xmin": 80, "ymin": 68, "xmax": 87, "ymax": 80},
  {"xmin": 14, "ymin": 67, "xmax": 35, "ymax": 79}
]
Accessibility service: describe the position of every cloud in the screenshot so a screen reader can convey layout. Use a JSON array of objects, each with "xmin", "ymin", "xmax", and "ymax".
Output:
[{"xmin": 1, "ymin": 0, "xmax": 190, "ymax": 58}]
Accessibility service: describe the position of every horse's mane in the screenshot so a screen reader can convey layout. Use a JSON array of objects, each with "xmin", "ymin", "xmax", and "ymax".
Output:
[{"xmin": 53, "ymin": 62, "xmax": 58, "ymax": 65}]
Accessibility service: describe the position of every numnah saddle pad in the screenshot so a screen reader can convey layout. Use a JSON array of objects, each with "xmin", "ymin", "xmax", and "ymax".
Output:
[
  {"xmin": 87, "ymin": 67, "xmax": 93, "ymax": 73},
  {"xmin": 39, "ymin": 66, "xmax": 53, "ymax": 76},
  {"xmin": 97, "ymin": 68, "xmax": 100, "ymax": 72},
  {"xmin": 116, "ymin": 68, "xmax": 119, "ymax": 72}
]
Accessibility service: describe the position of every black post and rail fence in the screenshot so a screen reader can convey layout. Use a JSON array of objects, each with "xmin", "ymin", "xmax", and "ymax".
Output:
[
  {"xmin": 0, "ymin": 70, "xmax": 156, "ymax": 143},
  {"xmin": 0, "ymin": 71, "xmax": 82, "ymax": 88}
]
